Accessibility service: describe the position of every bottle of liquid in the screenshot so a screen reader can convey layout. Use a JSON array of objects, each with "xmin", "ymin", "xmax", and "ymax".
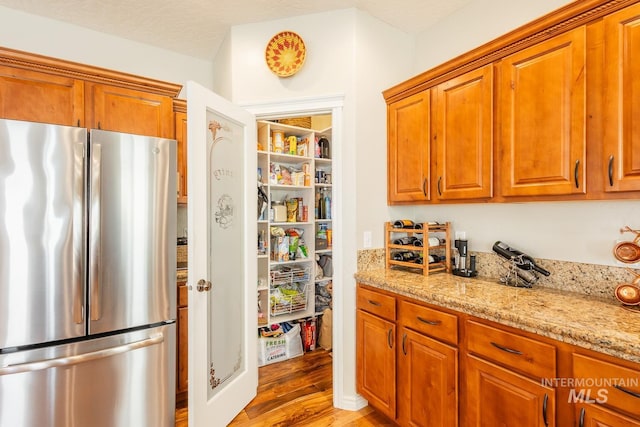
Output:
[
  {"xmin": 392, "ymin": 236, "xmax": 418, "ymax": 245},
  {"xmin": 392, "ymin": 220, "xmax": 422, "ymax": 229},
  {"xmin": 324, "ymin": 191, "xmax": 331, "ymax": 220},
  {"xmin": 392, "ymin": 251, "xmax": 418, "ymax": 261}
]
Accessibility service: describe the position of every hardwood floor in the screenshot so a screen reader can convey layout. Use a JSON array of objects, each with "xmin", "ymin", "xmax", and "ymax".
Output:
[{"xmin": 175, "ymin": 349, "xmax": 394, "ymax": 426}]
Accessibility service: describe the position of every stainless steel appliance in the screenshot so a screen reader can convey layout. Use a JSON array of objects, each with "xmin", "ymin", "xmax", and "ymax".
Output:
[{"xmin": 0, "ymin": 119, "xmax": 176, "ymax": 427}]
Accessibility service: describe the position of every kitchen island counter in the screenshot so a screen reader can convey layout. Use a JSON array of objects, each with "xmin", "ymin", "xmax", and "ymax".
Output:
[{"xmin": 355, "ymin": 268, "xmax": 640, "ymax": 364}]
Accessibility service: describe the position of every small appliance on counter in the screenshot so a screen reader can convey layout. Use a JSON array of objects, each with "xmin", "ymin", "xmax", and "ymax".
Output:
[{"xmin": 452, "ymin": 239, "xmax": 478, "ymax": 277}]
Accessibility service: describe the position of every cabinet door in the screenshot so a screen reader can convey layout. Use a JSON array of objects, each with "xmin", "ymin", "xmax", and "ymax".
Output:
[
  {"xmin": 0, "ymin": 65, "xmax": 84, "ymax": 126},
  {"xmin": 434, "ymin": 64, "xmax": 493, "ymax": 200},
  {"xmin": 602, "ymin": 3, "xmax": 640, "ymax": 192},
  {"xmin": 576, "ymin": 404, "xmax": 640, "ymax": 427},
  {"xmin": 176, "ymin": 280, "xmax": 188, "ymax": 400},
  {"xmin": 86, "ymin": 83, "xmax": 174, "ymax": 138},
  {"xmin": 465, "ymin": 355, "xmax": 555, "ymax": 427},
  {"xmin": 499, "ymin": 26, "xmax": 586, "ymax": 197},
  {"xmin": 175, "ymin": 110, "xmax": 188, "ymax": 203},
  {"xmin": 356, "ymin": 309, "xmax": 396, "ymax": 420},
  {"xmin": 398, "ymin": 327, "xmax": 457, "ymax": 427},
  {"xmin": 387, "ymin": 90, "xmax": 431, "ymax": 203}
]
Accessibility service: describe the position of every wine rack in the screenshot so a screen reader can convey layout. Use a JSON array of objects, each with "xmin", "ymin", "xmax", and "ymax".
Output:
[{"xmin": 384, "ymin": 221, "xmax": 451, "ymax": 275}]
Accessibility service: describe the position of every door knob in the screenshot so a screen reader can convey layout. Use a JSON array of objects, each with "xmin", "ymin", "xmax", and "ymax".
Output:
[{"xmin": 197, "ymin": 279, "xmax": 212, "ymax": 292}]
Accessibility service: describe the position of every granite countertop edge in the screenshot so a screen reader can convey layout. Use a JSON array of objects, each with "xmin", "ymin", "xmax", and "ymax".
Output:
[{"xmin": 355, "ymin": 269, "xmax": 640, "ymax": 364}]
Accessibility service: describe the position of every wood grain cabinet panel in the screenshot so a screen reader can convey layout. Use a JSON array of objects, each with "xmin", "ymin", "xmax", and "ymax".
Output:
[
  {"xmin": 86, "ymin": 83, "xmax": 174, "ymax": 138},
  {"xmin": 0, "ymin": 65, "xmax": 84, "ymax": 126},
  {"xmin": 466, "ymin": 355, "xmax": 556, "ymax": 427},
  {"xmin": 434, "ymin": 64, "xmax": 493, "ymax": 201},
  {"xmin": 387, "ymin": 90, "xmax": 431, "ymax": 204},
  {"xmin": 356, "ymin": 308, "xmax": 396, "ymax": 420},
  {"xmin": 174, "ymin": 100, "xmax": 188, "ymax": 204},
  {"xmin": 576, "ymin": 404, "xmax": 640, "ymax": 427},
  {"xmin": 602, "ymin": 3, "xmax": 640, "ymax": 193},
  {"xmin": 397, "ymin": 326, "xmax": 457, "ymax": 427},
  {"xmin": 498, "ymin": 26, "xmax": 586, "ymax": 197},
  {"xmin": 176, "ymin": 280, "xmax": 188, "ymax": 403}
]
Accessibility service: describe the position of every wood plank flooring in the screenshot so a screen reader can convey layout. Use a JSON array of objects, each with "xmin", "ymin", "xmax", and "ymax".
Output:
[{"xmin": 175, "ymin": 349, "xmax": 394, "ymax": 426}]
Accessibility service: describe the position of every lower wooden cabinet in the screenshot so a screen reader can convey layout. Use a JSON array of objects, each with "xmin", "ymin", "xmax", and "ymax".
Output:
[
  {"xmin": 576, "ymin": 404, "xmax": 640, "ymax": 427},
  {"xmin": 176, "ymin": 280, "xmax": 188, "ymax": 403},
  {"xmin": 356, "ymin": 283, "xmax": 640, "ymax": 427},
  {"xmin": 397, "ymin": 326, "xmax": 457, "ymax": 426},
  {"xmin": 356, "ymin": 307, "xmax": 397, "ymax": 420},
  {"xmin": 465, "ymin": 355, "xmax": 555, "ymax": 427}
]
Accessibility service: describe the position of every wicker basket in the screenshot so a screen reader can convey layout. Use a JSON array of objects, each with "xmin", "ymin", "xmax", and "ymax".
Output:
[{"xmin": 278, "ymin": 117, "xmax": 311, "ymax": 129}]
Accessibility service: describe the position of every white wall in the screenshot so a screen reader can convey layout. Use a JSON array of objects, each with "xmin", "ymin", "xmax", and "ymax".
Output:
[
  {"xmin": 413, "ymin": 0, "xmax": 577, "ymax": 72},
  {"xmin": 361, "ymin": 0, "xmax": 640, "ymax": 268},
  {"xmin": 0, "ymin": 6, "xmax": 214, "ymax": 94}
]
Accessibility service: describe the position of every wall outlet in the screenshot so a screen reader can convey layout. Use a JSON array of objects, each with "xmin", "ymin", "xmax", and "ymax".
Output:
[
  {"xmin": 455, "ymin": 231, "xmax": 466, "ymax": 240},
  {"xmin": 363, "ymin": 231, "xmax": 372, "ymax": 248}
]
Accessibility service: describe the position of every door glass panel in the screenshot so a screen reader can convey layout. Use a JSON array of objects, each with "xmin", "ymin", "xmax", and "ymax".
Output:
[{"xmin": 206, "ymin": 111, "xmax": 245, "ymax": 399}]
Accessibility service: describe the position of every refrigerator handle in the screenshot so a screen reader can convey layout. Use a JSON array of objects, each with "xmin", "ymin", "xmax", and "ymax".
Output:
[
  {"xmin": 73, "ymin": 142, "xmax": 85, "ymax": 324},
  {"xmin": 89, "ymin": 143, "xmax": 102, "ymax": 321},
  {"xmin": 0, "ymin": 333, "xmax": 164, "ymax": 376}
]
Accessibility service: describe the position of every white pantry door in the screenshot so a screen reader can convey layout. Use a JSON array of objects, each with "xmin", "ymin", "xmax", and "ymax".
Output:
[{"xmin": 186, "ymin": 81, "xmax": 258, "ymax": 426}]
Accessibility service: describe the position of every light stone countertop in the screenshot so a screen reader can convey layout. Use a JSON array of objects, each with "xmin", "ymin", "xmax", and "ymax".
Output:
[{"xmin": 355, "ymin": 268, "xmax": 640, "ymax": 364}]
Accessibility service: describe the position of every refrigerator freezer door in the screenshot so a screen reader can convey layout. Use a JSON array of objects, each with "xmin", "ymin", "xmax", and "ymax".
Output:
[
  {"xmin": 88, "ymin": 130, "xmax": 176, "ymax": 334},
  {"xmin": 0, "ymin": 323, "xmax": 176, "ymax": 427},
  {"xmin": 0, "ymin": 119, "xmax": 87, "ymax": 349}
]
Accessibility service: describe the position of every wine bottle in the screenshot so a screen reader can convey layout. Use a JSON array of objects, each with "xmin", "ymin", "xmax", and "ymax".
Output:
[
  {"xmin": 492, "ymin": 241, "xmax": 551, "ymax": 276},
  {"xmin": 392, "ymin": 251, "xmax": 418, "ymax": 261},
  {"xmin": 393, "ymin": 219, "xmax": 415, "ymax": 228},
  {"xmin": 392, "ymin": 236, "xmax": 418, "ymax": 245}
]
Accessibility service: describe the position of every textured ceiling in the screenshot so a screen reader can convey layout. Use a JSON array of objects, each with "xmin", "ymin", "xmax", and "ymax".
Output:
[{"xmin": 0, "ymin": 0, "xmax": 472, "ymax": 59}]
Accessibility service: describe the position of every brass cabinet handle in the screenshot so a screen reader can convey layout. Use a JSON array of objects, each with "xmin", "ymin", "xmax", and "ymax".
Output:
[
  {"xmin": 387, "ymin": 328, "xmax": 393, "ymax": 349},
  {"xmin": 422, "ymin": 178, "xmax": 427, "ymax": 197},
  {"xmin": 542, "ymin": 393, "xmax": 549, "ymax": 427},
  {"xmin": 402, "ymin": 333, "xmax": 407, "ymax": 355},
  {"xmin": 574, "ymin": 159, "xmax": 580, "ymax": 189},
  {"xmin": 417, "ymin": 316, "xmax": 441, "ymax": 326},
  {"xmin": 608, "ymin": 155, "xmax": 614, "ymax": 187},
  {"xmin": 437, "ymin": 176, "xmax": 442, "ymax": 196},
  {"xmin": 367, "ymin": 299, "xmax": 381, "ymax": 307},
  {"xmin": 490, "ymin": 341, "xmax": 522, "ymax": 355}
]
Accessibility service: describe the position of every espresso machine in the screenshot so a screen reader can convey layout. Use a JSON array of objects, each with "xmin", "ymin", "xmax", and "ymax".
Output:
[{"xmin": 453, "ymin": 239, "xmax": 477, "ymax": 277}]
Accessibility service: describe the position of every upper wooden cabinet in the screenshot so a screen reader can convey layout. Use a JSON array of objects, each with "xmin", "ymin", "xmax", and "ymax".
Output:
[
  {"xmin": 174, "ymin": 99, "xmax": 188, "ymax": 204},
  {"xmin": 85, "ymin": 83, "xmax": 174, "ymax": 138},
  {"xmin": 384, "ymin": 0, "xmax": 640, "ymax": 204},
  {"xmin": 434, "ymin": 64, "xmax": 493, "ymax": 200},
  {"xmin": 498, "ymin": 26, "xmax": 586, "ymax": 197},
  {"xmin": 0, "ymin": 47, "xmax": 181, "ymax": 137},
  {"xmin": 602, "ymin": 3, "xmax": 640, "ymax": 193},
  {"xmin": 387, "ymin": 90, "xmax": 431, "ymax": 204},
  {"xmin": 0, "ymin": 65, "xmax": 84, "ymax": 127}
]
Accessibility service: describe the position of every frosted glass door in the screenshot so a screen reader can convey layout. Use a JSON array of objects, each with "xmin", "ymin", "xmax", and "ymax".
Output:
[{"xmin": 187, "ymin": 81, "xmax": 257, "ymax": 426}]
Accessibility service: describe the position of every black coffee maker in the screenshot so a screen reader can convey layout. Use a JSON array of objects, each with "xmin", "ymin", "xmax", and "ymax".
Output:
[{"xmin": 453, "ymin": 239, "xmax": 477, "ymax": 277}]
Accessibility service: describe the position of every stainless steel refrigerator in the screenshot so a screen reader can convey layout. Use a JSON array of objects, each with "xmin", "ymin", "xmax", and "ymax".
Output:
[{"xmin": 0, "ymin": 118, "xmax": 176, "ymax": 427}]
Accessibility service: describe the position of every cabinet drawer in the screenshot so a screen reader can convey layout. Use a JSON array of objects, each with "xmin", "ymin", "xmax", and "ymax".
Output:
[
  {"xmin": 178, "ymin": 281, "xmax": 188, "ymax": 307},
  {"xmin": 466, "ymin": 320, "xmax": 556, "ymax": 379},
  {"xmin": 398, "ymin": 300, "xmax": 457, "ymax": 345},
  {"xmin": 357, "ymin": 286, "xmax": 396, "ymax": 321},
  {"xmin": 573, "ymin": 353, "xmax": 640, "ymax": 417}
]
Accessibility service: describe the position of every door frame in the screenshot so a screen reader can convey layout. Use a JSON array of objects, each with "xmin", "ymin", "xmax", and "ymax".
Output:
[{"xmin": 242, "ymin": 95, "xmax": 361, "ymax": 410}]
